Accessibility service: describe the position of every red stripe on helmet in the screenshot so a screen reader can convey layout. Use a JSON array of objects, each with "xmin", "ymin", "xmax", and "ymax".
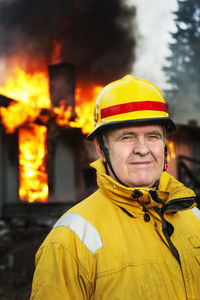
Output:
[{"xmin": 101, "ymin": 101, "xmax": 167, "ymax": 119}]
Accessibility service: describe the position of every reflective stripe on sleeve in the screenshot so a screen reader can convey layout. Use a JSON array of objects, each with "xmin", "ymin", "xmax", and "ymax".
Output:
[
  {"xmin": 53, "ymin": 213, "xmax": 104, "ymax": 254},
  {"xmin": 192, "ymin": 207, "xmax": 200, "ymax": 220}
]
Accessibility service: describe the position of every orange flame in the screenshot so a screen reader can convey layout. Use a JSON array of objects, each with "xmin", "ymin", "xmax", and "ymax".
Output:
[
  {"xmin": 0, "ymin": 63, "xmax": 102, "ymax": 203},
  {"xmin": 54, "ymin": 86, "xmax": 103, "ymax": 134},
  {"xmin": 19, "ymin": 124, "xmax": 48, "ymax": 203},
  {"xmin": 0, "ymin": 65, "xmax": 51, "ymax": 107},
  {"xmin": 167, "ymin": 140, "xmax": 176, "ymax": 161},
  {"xmin": 0, "ymin": 66, "xmax": 51, "ymax": 133}
]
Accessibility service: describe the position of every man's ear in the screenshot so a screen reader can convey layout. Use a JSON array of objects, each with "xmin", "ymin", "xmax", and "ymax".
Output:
[{"xmin": 93, "ymin": 137, "xmax": 106, "ymax": 161}]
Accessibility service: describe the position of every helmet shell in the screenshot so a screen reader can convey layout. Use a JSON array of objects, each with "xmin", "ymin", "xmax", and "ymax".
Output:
[{"xmin": 87, "ymin": 75, "xmax": 175, "ymax": 140}]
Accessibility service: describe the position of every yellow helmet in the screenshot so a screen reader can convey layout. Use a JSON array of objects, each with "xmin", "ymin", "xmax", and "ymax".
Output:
[{"xmin": 87, "ymin": 74, "xmax": 175, "ymax": 140}]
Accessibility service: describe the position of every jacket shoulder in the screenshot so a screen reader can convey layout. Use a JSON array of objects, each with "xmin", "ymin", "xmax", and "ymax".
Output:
[{"xmin": 38, "ymin": 189, "xmax": 108, "ymax": 255}]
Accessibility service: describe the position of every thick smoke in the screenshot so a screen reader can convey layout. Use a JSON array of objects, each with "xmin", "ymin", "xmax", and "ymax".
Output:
[{"xmin": 0, "ymin": 0, "xmax": 136, "ymax": 87}]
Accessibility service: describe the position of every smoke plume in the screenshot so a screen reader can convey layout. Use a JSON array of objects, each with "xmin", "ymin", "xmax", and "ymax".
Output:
[{"xmin": 0, "ymin": 0, "xmax": 136, "ymax": 87}]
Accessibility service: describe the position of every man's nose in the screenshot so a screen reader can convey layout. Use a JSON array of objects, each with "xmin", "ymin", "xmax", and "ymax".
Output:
[{"xmin": 133, "ymin": 138, "xmax": 150, "ymax": 156}]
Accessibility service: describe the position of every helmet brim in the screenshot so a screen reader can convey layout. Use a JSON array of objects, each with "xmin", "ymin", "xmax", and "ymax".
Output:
[{"xmin": 87, "ymin": 117, "xmax": 176, "ymax": 141}]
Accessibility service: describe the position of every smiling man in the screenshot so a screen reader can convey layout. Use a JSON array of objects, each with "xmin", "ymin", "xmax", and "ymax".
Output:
[
  {"xmin": 30, "ymin": 75, "xmax": 200, "ymax": 300},
  {"xmin": 94, "ymin": 124, "xmax": 165, "ymax": 188}
]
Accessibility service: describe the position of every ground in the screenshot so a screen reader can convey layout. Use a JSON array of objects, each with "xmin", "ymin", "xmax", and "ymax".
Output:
[{"xmin": 0, "ymin": 219, "xmax": 50, "ymax": 300}]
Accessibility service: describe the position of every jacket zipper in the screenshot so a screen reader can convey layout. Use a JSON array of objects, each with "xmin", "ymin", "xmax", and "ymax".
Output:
[
  {"xmin": 156, "ymin": 196, "xmax": 196, "ymax": 265},
  {"xmin": 150, "ymin": 194, "xmax": 195, "ymax": 266},
  {"xmin": 154, "ymin": 206, "xmax": 181, "ymax": 264}
]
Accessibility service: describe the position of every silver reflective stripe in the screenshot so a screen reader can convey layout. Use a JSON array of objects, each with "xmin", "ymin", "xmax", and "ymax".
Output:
[
  {"xmin": 53, "ymin": 213, "xmax": 104, "ymax": 253},
  {"xmin": 192, "ymin": 207, "xmax": 200, "ymax": 220}
]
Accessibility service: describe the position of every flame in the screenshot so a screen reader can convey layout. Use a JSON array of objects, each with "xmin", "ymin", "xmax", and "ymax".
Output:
[
  {"xmin": 0, "ymin": 65, "xmax": 102, "ymax": 134},
  {"xmin": 0, "ymin": 65, "xmax": 51, "ymax": 107},
  {"xmin": 19, "ymin": 124, "xmax": 48, "ymax": 203},
  {"xmin": 0, "ymin": 65, "xmax": 51, "ymax": 203},
  {"xmin": 0, "ymin": 63, "xmax": 102, "ymax": 203},
  {"xmin": 167, "ymin": 140, "xmax": 176, "ymax": 161},
  {"xmin": 0, "ymin": 65, "xmax": 51, "ymax": 133},
  {"xmin": 54, "ymin": 86, "xmax": 103, "ymax": 134}
]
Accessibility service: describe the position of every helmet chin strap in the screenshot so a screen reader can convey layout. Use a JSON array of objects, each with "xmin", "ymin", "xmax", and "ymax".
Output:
[
  {"xmin": 98, "ymin": 133, "xmax": 126, "ymax": 186},
  {"xmin": 163, "ymin": 145, "xmax": 168, "ymax": 171}
]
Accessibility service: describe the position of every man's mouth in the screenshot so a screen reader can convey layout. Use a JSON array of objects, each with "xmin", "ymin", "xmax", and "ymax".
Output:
[{"xmin": 130, "ymin": 161, "xmax": 152, "ymax": 165}]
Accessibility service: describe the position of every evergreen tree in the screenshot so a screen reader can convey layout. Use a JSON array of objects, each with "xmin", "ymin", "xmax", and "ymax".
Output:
[{"xmin": 164, "ymin": 0, "xmax": 200, "ymax": 123}]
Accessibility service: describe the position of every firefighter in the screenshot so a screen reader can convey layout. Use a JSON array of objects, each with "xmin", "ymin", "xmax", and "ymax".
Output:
[{"xmin": 30, "ymin": 75, "xmax": 200, "ymax": 300}]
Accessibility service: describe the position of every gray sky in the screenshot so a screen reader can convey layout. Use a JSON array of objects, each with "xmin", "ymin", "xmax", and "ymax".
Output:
[{"xmin": 127, "ymin": 0, "xmax": 178, "ymax": 89}]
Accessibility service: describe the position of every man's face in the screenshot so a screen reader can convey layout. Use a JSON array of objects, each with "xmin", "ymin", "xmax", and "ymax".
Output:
[{"xmin": 100, "ymin": 124, "xmax": 165, "ymax": 188}]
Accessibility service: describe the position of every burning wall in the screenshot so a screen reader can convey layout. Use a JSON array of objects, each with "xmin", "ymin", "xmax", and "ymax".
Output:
[{"xmin": 0, "ymin": 63, "xmax": 101, "ymax": 206}]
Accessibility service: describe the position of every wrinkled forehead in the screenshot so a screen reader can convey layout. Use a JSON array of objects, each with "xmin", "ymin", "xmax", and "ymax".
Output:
[{"xmin": 104, "ymin": 122, "xmax": 166, "ymax": 139}]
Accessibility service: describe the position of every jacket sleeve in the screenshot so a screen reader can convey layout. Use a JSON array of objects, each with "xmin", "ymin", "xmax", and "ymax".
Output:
[{"xmin": 30, "ymin": 235, "xmax": 95, "ymax": 299}]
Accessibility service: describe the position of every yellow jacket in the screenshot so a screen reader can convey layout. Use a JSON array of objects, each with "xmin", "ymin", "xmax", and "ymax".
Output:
[{"xmin": 30, "ymin": 159, "xmax": 200, "ymax": 300}]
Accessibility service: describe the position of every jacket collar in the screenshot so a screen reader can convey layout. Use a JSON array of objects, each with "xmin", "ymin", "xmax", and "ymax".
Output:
[{"xmin": 91, "ymin": 159, "xmax": 196, "ymax": 212}]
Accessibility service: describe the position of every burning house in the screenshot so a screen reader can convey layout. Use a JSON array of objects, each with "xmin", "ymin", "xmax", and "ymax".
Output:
[{"xmin": 0, "ymin": 62, "xmax": 103, "ymax": 220}]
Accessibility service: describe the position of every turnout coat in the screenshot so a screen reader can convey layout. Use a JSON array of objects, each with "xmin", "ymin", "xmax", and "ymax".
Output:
[{"xmin": 30, "ymin": 159, "xmax": 200, "ymax": 300}]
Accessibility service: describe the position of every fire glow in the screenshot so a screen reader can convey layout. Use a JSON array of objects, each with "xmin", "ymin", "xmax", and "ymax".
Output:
[
  {"xmin": 19, "ymin": 125, "xmax": 48, "ymax": 203},
  {"xmin": 167, "ymin": 140, "xmax": 176, "ymax": 161},
  {"xmin": 0, "ymin": 65, "xmax": 102, "ymax": 203},
  {"xmin": 0, "ymin": 66, "xmax": 50, "ymax": 133}
]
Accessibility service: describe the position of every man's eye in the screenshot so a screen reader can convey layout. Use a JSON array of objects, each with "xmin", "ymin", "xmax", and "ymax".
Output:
[
  {"xmin": 121, "ymin": 136, "xmax": 134, "ymax": 143},
  {"xmin": 148, "ymin": 135, "xmax": 160, "ymax": 141}
]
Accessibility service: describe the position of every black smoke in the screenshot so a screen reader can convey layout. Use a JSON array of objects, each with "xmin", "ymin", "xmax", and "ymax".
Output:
[{"xmin": 0, "ymin": 0, "xmax": 136, "ymax": 87}]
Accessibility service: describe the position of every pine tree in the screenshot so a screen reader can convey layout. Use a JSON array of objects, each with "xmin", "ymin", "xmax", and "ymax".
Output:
[{"xmin": 164, "ymin": 0, "xmax": 200, "ymax": 123}]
